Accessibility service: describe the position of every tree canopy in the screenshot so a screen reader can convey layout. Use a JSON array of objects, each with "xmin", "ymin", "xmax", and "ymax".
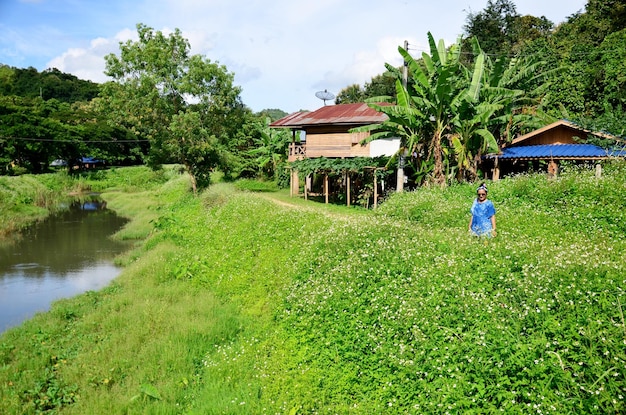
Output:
[
  {"xmin": 100, "ymin": 24, "xmax": 246, "ymax": 192},
  {"xmin": 354, "ymin": 32, "xmax": 551, "ymax": 186},
  {"xmin": 1, "ymin": 0, "xmax": 624, "ymax": 184}
]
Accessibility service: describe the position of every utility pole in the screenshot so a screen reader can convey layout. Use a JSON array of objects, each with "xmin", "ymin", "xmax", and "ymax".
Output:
[
  {"xmin": 402, "ymin": 40, "xmax": 408, "ymax": 90},
  {"xmin": 397, "ymin": 40, "xmax": 409, "ymax": 192}
]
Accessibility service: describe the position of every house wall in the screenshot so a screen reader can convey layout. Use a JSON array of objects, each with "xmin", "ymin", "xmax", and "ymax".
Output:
[
  {"xmin": 305, "ymin": 129, "xmax": 371, "ymax": 158},
  {"xmin": 521, "ymin": 125, "xmax": 581, "ymax": 146},
  {"xmin": 370, "ymin": 138, "xmax": 400, "ymax": 157},
  {"xmin": 302, "ymin": 126, "xmax": 400, "ymax": 159}
]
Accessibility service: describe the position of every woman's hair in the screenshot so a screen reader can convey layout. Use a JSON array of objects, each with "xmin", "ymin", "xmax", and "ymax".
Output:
[{"xmin": 477, "ymin": 183, "xmax": 488, "ymax": 193}]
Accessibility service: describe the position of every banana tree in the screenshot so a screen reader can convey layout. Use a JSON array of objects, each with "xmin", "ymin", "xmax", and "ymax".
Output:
[
  {"xmin": 480, "ymin": 46, "xmax": 554, "ymax": 145},
  {"xmin": 357, "ymin": 32, "xmax": 542, "ymax": 187},
  {"xmin": 353, "ymin": 77, "xmax": 427, "ymax": 190},
  {"xmin": 356, "ymin": 33, "xmax": 468, "ymax": 187},
  {"xmin": 248, "ymin": 117, "xmax": 291, "ymax": 181}
]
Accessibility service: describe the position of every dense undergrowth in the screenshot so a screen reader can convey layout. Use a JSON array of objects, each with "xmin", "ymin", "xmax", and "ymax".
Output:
[{"xmin": 1, "ymin": 162, "xmax": 625, "ymax": 414}]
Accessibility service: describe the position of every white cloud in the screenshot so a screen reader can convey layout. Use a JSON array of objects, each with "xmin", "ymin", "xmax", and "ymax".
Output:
[
  {"xmin": 2, "ymin": 0, "xmax": 588, "ymax": 113},
  {"xmin": 46, "ymin": 32, "xmax": 135, "ymax": 83}
]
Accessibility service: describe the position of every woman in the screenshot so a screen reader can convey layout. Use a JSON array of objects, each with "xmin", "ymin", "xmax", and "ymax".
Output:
[{"xmin": 469, "ymin": 183, "xmax": 496, "ymax": 237}]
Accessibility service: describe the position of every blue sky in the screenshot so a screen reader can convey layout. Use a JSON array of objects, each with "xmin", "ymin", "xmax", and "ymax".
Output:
[{"xmin": 0, "ymin": 0, "xmax": 587, "ymax": 113}]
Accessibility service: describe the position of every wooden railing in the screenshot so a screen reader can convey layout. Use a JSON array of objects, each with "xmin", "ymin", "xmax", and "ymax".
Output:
[{"xmin": 288, "ymin": 142, "xmax": 306, "ymax": 161}]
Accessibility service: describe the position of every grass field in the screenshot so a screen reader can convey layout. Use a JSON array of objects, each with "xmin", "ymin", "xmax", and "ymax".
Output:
[{"xmin": 1, "ymin": 163, "xmax": 625, "ymax": 414}]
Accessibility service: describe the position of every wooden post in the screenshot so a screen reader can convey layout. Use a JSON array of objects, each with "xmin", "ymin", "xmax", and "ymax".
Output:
[
  {"xmin": 596, "ymin": 163, "xmax": 602, "ymax": 178},
  {"xmin": 304, "ymin": 174, "xmax": 308, "ymax": 200},
  {"xmin": 492, "ymin": 156, "xmax": 500, "ymax": 181},
  {"xmin": 396, "ymin": 156, "xmax": 404, "ymax": 192},
  {"xmin": 324, "ymin": 173, "xmax": 329, "ymax": 204},
  {"xmin": 346, "ymin": 172, "xmax": 350, "ymax": 206},
  {"xmin": 373, "ymin": 171, "xmax": 378, "ymax": 209},
  {"xmin": 290, "ymin": 169, "xmax": 300, "ymax": 197},
  {"xmin": 547, "ymin": 159, "xmax": 558, "ymax": 179}
]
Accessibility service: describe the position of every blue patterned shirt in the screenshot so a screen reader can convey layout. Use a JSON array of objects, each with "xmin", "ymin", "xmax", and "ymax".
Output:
[{"xmin": 470, "ymin": 199, "xmax": 496, "ymax": 236}]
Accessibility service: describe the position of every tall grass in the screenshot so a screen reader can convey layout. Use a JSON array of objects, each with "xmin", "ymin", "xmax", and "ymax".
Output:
[
  {"xmin": 0, "ymin": 166, "xmax": 182, "ymax": 240},
  {"xmin": 1, "ymin": 163, "xmax": 625, "ymax": 414}
]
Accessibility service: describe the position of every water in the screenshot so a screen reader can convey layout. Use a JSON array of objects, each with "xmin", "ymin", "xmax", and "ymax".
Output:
[{"xmin": 0, "ymin": 197, "xmax": 130, "ymax": 333}]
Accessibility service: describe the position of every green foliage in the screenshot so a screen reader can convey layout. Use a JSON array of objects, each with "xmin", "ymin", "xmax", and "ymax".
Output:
[
  {"xmin": 0, "ymin": 94, "xmax": 144, "ymax": 175},
  {"xmin": 0, "ymin": 65, "xmax": 100, "ymax": 103},
  {"xmin": 290, "ymin": 156, "xmax": 390, "ymax": 178},
  {"xmin": 234, "ymin": 178, "xmax": 279, "ymax": 192},
  {"xmin": 3, "ymin": 144, "xmax": 626, "ymax": 414},
  {"xmin": 335, "ymin": 83, "xmax": 366, "ymax": 104},
  {"xmin": 358, "ymin": 33, "xmax": 541, "ymax": 185},
  {"xmin": 21, "ymin": 365, "xmax": 78, "ymax": 413},
  {"xmin": 130, "ymin": 383, "xmax": 162, "ymax": 402},
  {"xmin": 247, "ymin": 117, "xmax": 291, "ymax": 183},
  {"xmin": 101, "ymin": 23, "xmax": 244, "ymax": 193},
  {"xmin": 256, "ymin": 108, "xmax": 288, "ymax": 122},
  {"xmin": 335, "ymin": 72, "xmax": 397, "ymax": 104}
]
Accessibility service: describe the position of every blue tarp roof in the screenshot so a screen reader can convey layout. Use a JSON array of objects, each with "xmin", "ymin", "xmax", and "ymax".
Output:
[
  {"xmin": 491, "ymin": 144, "xmax": 626, "ymax": 159},
  {"xmin": 81, "ymin": 157, "xmax": 103, "ymax": 163}
]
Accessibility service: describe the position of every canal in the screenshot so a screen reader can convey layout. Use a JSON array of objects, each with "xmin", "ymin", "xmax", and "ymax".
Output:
[{"xmin": 0, "ymin": 196, "xmax": 130, "ymax": 333}]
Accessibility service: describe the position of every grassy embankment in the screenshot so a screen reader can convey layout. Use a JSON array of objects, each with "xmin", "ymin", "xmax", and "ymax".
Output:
[
  {"xmin": 1, "ymin": 163, "xmax": 626, "ymax": 414},
  {"xmin": 0, "ymin": 172, "xmax": 82, "ymax": 239}
]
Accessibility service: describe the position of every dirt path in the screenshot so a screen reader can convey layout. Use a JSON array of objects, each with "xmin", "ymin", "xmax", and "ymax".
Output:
[{"xmin": 255, "ymin": 192, "xmax": 357, "ymax": 221}]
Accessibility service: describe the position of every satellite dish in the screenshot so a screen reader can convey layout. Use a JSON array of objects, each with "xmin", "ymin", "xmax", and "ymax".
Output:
[{"xmin": 315, "ymin": 89, "xmax": 335, "ymax": 106}]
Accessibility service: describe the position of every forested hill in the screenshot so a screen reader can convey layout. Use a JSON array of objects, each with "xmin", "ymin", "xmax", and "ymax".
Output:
[{"xmin": 0, "ymin": 65, "xmax": 100, "ymax": 103}]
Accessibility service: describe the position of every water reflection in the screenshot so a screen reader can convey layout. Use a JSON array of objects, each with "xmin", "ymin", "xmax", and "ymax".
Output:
[{"xmin": 0, "ymin": 196, "xmax": 130, "ymax": 333}]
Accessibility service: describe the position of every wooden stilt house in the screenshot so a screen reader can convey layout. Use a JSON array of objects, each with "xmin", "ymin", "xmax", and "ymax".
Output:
[{"xmin": 270, "ymin": 103, "xmax": 399, "ymax": 205}]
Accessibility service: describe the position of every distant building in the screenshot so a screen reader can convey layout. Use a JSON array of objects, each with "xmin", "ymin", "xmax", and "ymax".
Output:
[
  {"xmin": 484, "ymin": 119, "xmax": 626, "ymax": 179},
  {"xmin": 271, "ymin": 103, "xmax": 399, "ymax": 201}
]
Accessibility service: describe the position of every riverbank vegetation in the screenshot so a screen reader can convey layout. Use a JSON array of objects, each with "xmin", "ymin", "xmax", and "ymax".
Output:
[
  {"xmin": 0, "ymin": 166, "xmax": 177, "ymax": 240},
  {"xmin": 1, "ymin": 163, "xmax": 626, "ymax": 413}
]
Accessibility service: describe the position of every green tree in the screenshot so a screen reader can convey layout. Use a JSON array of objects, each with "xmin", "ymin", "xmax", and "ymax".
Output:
[
  {"xmin": 364, "ymin": 72, "xmax": 397, "ymax": 99},
  {"xmin": 463, "ymin": 0, "xmax": 520, "ymax": 57},
  {"xmin": 0, "ymin": 96, "xmax": 84, "ymax": 174},
  {"xmin": 335, "ymin": 72, "xmax": 397, "ymax": 105},
  {"xmin": 335, "ymin": 84, "xmax": 365, "ymax": 104},
  {"xmin": 248, "ymin": 117, "xmax": 291, "ymax": 182},
  {"xmin": 257, "ymin": 108, "xmax": 288, "ymax": 122},
  {"xmin": 356, "ymin": 33, "xmax": 539, "ymax": 186},
  {"xmin": 169, "ymin": 111, "xmax": 220, "ymax": 191},
  {"xmin": 101, "ymin": 23, "xmax": 243, "ymax": 192}
]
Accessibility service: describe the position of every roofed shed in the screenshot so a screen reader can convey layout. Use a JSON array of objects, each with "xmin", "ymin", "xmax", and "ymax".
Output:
[{"xmin": 486, "ymin": 120, "xmax": 625, "ymax": 179}]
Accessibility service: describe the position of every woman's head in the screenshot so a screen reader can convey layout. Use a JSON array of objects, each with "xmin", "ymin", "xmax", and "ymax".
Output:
[{"xmin": 476, "ymin": 183, "xmax": 487, "ymax": 200}]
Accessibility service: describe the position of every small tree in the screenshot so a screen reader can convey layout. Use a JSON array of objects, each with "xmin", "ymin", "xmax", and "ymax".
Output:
[
  {"xmin": 248, "ymin": 117, "xmax": 291, "ymax": 182},
  {"xmin": 101, "ymin": 23, "xmax": 243, "ymax": 193}
]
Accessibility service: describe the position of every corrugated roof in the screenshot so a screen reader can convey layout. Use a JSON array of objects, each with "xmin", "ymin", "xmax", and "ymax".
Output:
[
  {"xmin": 270, "ymin": 103, "xmax": 387, "ymax": 128},
  {"xmin": 269, "ymin": 110, "xmax": 310, "ymax": 127},
  {"xmin": 492, "ymin": 144, "xmax": 626, "ymax": 159}
]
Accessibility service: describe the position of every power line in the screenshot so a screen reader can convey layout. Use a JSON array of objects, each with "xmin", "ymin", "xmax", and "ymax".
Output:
[{"xmin": 0, "ymin": 136, "xmax": 149, "ymax": 143}]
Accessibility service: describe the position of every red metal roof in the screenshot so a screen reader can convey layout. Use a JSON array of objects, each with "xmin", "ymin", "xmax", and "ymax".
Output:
[{"xmin": 270, "ymin": 103, "xmax": 387, "ymax": 128}]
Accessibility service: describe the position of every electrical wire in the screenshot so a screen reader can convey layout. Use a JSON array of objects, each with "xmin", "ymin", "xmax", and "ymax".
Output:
[{"xmin": 0, "ymin": 136, "xmax": 149, "ymax": 143}]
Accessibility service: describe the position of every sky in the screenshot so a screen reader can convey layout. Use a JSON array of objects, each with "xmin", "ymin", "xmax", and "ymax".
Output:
[{"xmin": 0, "ymin": 0, "xmax": 587, "ymax": 114}]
